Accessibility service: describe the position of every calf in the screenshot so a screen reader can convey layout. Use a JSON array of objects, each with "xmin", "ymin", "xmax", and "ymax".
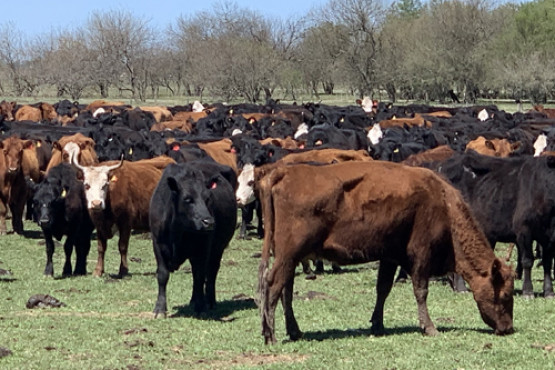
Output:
[
  {"xmin": 150, "ymin": 161, "xmax": 237, "ymax": 315},
  {"xmin": 72, "ymin": 155, "xmax": 175, "ymax": 277},
  {"xmin": 32, "ymin": 163, "xmax": 94, "ymax": 276},
  {"xmin": 255, "ymin": 161, "xmax": 514, "ymax": 344}
]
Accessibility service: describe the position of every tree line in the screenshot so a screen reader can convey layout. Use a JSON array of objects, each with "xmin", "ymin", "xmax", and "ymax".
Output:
[{"xmin": 0, "ymin": 0, "xmax": 553, "ymax": 104}]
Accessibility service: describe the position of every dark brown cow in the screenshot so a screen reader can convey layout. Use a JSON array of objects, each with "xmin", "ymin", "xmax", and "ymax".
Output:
[
  {"xmin": 15, "ymin": 102, "xmax": 58, "ymax": 122},
  {"xmin": 72, "ymin": 156, "xmax": 175, "ymax": 277},
  {"xmin": 46, "ymin": 133, "xmax": 99, "ymax": 173},
  {"xmin": 0, "ymin": 100, "xmax": 16, "ymax": 121},
  {"xmin": 255, "ymin": 161, "xmax": 514, "ymax": 344},
  {"xmin": 0, "ymin": 136, "xmax": 34, "ymax": 234}
]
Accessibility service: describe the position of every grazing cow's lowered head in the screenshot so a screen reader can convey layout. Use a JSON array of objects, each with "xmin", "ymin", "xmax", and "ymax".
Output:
[{"xmin": 71, "ymin": 154, "xmax": 123, "ymax": 211}]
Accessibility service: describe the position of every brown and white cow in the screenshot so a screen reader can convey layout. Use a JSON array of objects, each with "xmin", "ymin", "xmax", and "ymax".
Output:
[
  {"xmin": 254, "ymin": 161, "xmax": 514, "ymax": 344},
  {"xmin": 72, "ymin": 155, "xmax": 175, "ymax": 277}
]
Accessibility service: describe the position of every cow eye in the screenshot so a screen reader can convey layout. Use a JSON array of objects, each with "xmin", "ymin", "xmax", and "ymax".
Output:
[
  {"xmin": 183, "ymin": 197, "xmax": 193, "ymax": 204},
  {"xmin": 248, "ymin": 180, "xmax": 254, "ymax": 186},
  {"xmin": 84, "ymin": 183, "xmax": 90, "ymax": 190}
]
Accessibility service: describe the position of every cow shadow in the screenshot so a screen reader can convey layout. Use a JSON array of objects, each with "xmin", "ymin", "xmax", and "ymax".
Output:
[
  {"xmin": 21, "ymin": 230, "xmax": 44, "ymax": 239},
  {"xmin": 0, "ymin": 278, "xmax": 17, "ymax": 283},
  {"xmin": 171, "ymin": 296, "xmax": 257, "ymax": 321},
  {"xmin": 298, "ymin": 326, "xmax": 493, "ymax": 342}
]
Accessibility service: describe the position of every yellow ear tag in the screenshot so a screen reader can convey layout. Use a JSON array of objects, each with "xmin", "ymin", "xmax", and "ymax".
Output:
[
  {"xmin": 110, "ymin": 175, "xmax": 118, "ymax": 183},
  {"xmin": 340, "ymin": 117, "xmax": 344, "ymax": 122},
  {"xmin": 393, "ymin": 148, "xmax": 400, "ymax": 153},
  {"xmin": 249, "ymin": 118, "xmax": 255, "ymax": 124},
  {"xmin": 61, "ymin": 189, "xmax": 67, "ymax": 198},
  {"xmin": 36, "ymin": 142, "xmax": 42, "ymax": 148},
  {"xmin": 128, "ymin": 148, "xmax": 133, "ymax": 155}
]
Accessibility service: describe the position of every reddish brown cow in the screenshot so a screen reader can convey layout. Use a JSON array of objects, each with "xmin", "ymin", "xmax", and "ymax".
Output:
[
  {"xmin": 172, "ymin": 111, "xmax": 208, "ymax": 123},
  {"xmin": 0, "ymin": 100, "xmax": 16, "ymax": 121},
  {"xmin": 255, "ymin": 161, "xmax": 514, "ymax": 344},
  {"xmin": 465, "ymin": 136, "xmax": 520, "ymax": 157},
  {"xmin": 150, "ymin": 120, "xmax": 193, "ymax": 133},
  {"xmin": 138, "ymin": 106, "xmax": 173, "ymax": 123},
  {"xmin": 278, "ymin": 148, "xmax": 372, "ymax": 164},
  {"xmin": 85, "ymin": 100, "xmax": 127, "ymax": 112},
  {"xmin": 378, "ymin": 114, "xmax": 432, "ymax": 129},
  {"xmin": 46, "ymin": 133, "xmax": 98, "ymax": 173},
  {"xmin": 15, "ymin": 102, "xmax": 58, "ymax": 122},
  {"xmin": 196, "ymin": 139, "xmax": 238, "ymax": 173},
  {"xmin": 532, "ymin": 105, "xmax": 555, "ymax": 119},
  {"xmin": 402, "ymin": 145, "xmax": 456, "ymax": 167},
  {"xmin": 0, "ymin": 136, "xmax": 34, "ymax": 234},
  {"xmin": 72, "ymin": 156, "xmax": 175, "ymax": 277}
]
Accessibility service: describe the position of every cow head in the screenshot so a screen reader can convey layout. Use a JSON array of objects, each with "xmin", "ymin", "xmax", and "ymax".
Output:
[
  {"xmin": 0, "ymin": 100, "xmax": 15, "ymax": 121},
  {"xmin": 2, "ymin": 137, "xmax": 32, "ymax": 174},
  {"xmin": 236, "ymin": 164, "xmax": 256, "ymax": 207},
  {"xmin": 72, "ymin": 154, "xmax": 124, "ymax": 211},
  {"xmin": 472, "ymin": 258, "xmax": 514, "ymax": 335},
  {"xmin": 32, "ymin": 182, "xmax": 66, "ymax": 228},
  {"xmin": 166, "ymin": 166, "xmax": 215, "ymax": 232}
]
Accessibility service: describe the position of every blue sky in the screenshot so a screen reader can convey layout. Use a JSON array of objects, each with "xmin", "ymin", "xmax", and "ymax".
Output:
[{"xmin": 4, "ymin": 0, "xmax": 327, "ymax": 37}]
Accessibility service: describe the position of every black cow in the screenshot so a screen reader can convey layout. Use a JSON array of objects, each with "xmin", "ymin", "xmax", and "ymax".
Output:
[
  {"xmin": 438, "ymin": 151, "xmax": 555, "ymax": 297},
  {"xmin": 150, "ymin": 161, "xmax": 237, "ymax": 316},
  {"xmin": 32, "ymin": 163, "xmax": 94, "ymax": 276}
]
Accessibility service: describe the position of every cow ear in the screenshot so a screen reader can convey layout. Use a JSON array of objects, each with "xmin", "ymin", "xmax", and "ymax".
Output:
[
  {"xmin": 167, "ymin": 177, "xmax": 179, "ymax": 192},
  {"xmin": 485, "ymin": 140, "xmax": 495, "ymax": 150}
]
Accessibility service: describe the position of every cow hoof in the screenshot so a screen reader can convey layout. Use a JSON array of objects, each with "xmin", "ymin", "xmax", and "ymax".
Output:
[
  {"xmin": 288, "ymin": 331, "xmax": 303, "ymax": 341},
  {"xmin": 370, "ymin": 323, "xmax": 385, "ymax": 336},
  {"xmin": 424, "ymin": 327, "xmax": 440, "ymax": 336},
  {"xmin": 153, "ymin": 311, "xmax": 167, "ymax": 319},
  {"xmin": 522, "ymin": 292, "xmax": 534, "ymax": 299},
  {"xmin": 544, "ymin": 293, "xmax": 555, "ymax": 299},
  {"xmin": 305, "ymin": 273, "xmax": 316, "ymax": 280}
]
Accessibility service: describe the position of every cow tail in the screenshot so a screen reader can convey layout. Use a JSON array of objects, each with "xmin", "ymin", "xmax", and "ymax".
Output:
[{"xmin": 256, "ymin": 171, "xmax": 279, "ymax": 343}]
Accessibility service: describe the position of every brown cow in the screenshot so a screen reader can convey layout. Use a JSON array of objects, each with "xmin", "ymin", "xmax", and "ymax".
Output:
[
  {"xmin": 139, "ymin": 106, "xmax": 173, "ymax": 123},
  {"xmin": 15, "ymin": 102, "xmax": 58, "ymax": 122},
  {"xmin": 378, "ymin": 114, "xmax": 432, "ymax": 129},
  {"xmin": 150, "ymin": 120, "xmax": 193, "ymax": 133},
  {"xmin": 255, "ymin": 161, "xmax": 514, "ymax": 344},
  {"xmin": 402, "ymin": 145, "xmax": 456, "ymax": 167},
  {"xmin": 85, "ymin": 100, "xmax": 127, "ymax": 112},
  {"xmin": 465, "ymin": 136, "xmax": 520, "ymax": 157},
  {"xmin": 72, "ymin": 156, "xmax": 175, "ymax": 277},
  {"xmin": 46, "ymin": 133, "xmax": 98, "ymax": 173},
  {"xmin": 0, "ymin": 136, "xmax": 34, "ymax": 234},
  {"xmin": 0, "ymin": 100, "xmax": 16, "ymax": 121},
  {"xmin": 532, "ymin": 105, "xmax": 555, "ymax": 119},
  {"xmin": 172, "ymin": 111, "xmax": 208, "ymax": 123},
  {"xmin": 196, "ymin": 139, "xmax": 238, "ymax": 173}
]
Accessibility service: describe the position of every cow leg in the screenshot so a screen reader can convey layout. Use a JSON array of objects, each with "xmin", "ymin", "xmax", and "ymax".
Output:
[
  {"xmin": 117, "ymin": 228, "xmax": 131, "ymax": 277},
  {"xmin": 153, "ymin": 241, "xmax": 170, "ymax": 318},
  {"xmin": 62, "ymin": 236, "xmax": 74, "ymax": 277},
  {"xmin": 255, "ymin": 200, "xmax": 264, "ymax": 239},
  {"xmin": 189, "ymin": 254, "xmax": 208, "ymax": 314},
  {"xmin": 9, "ymin": 199, "xmax": 24, "ymax": 235},
  {"xmin": 370, "ymin": 260, "xmax": 396, "ymax": 335},
  {"xmin": 73, "ymin": 232, "xmax": 91, "ymax": 276},
  {"xmin": 205, "ymin": 246, "xmax": 225, "ymax": 309},
  {"xmin": 0, "ymin": 205, "xmax": 6, "ymax": 235},
  {"xmin": 43, "ymin": 230, "xmax": 55, "ymax": 277},
  {"xmin": 516, "ymin": 232, "xmax": 534, "ymax": 298},
  {"xmin": 412, "ymin": 275, "xmax": 438, "ymax": 336},
  {"xmin": 93, "ymin": 236, "xmax": 108, "ymax": 277},
  {"xmin": 260, "ymin": 258, "xmax": 296, "ymax": 345},
  {"xmin": 281, "ymin": 274, "xmax": 301, "ymax": 341},
  {"xmin": 238, "ymin": 205, "xmax": 254, "ymax": 240},
  {"xmin": 542, "ymin": 246, "xmax": 554, "ymax": 298}
]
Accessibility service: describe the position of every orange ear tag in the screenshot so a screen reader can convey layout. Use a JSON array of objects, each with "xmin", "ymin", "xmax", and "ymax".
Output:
[
  {"xmin": 110, "ymin": 175, "xmax": 118, "ymax": 183},
  {"xmin": 211, "ymin": 182, "xmax": 217, "ymax": 189}
]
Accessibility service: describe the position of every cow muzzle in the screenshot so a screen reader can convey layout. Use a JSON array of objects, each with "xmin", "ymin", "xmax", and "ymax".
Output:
[
  {"xmin": 200, "ymin": 217, "xmax": 215, "ymax": 231},
  {"xmin": 89, "ymin": 200, "xmax": 104, "ymax": 210}
]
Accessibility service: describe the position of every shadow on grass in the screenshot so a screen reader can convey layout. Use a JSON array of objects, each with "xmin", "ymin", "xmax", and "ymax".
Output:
[
  {"xmin": 297, "ymin": 325, "xmax": 494, "ymax": 342},
  {"xmin": 0, "ymin": 278, "xmax": 17, "ymax": 283},
  {"xmin": 171, "ymin": 296, "xmax": 257, "ymax": 321},
  {"xmin": 512, "ymin": 289, "xmax": 544, "ymax": 298},
  {"xmin": 21, "ymin": 230, "xmax": 44, "ymax": 239}
]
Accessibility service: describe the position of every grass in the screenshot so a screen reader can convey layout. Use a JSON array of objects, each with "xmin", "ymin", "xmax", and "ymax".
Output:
[{"xmin": 1, "ymin": 220, "xmax": 555, "ymax": 369}]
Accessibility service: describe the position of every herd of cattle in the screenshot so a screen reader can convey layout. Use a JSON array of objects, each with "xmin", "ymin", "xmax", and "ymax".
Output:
[{"xmin": 2, "ymin": 96, "xmax": 555, "ymax": 343}]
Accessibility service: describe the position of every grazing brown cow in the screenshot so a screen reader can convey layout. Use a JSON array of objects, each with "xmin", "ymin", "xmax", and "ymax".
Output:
[
  {"xmin": 255, "ymin": 161, "xmax": 514, "ymax": 344},
  {"xmin": 15, "ymin": 102, "xmax": 58, "ymax": 122},
  {"xmin": 46, "ymin": 133, "xmax": 98, "ymax": 173},
  {"xmin": 72, "ymin": 156, "xmax": 175, "ymax": 277},
  {"xmin": 0, "ymin": 100, "xmax": 16, "ymax": 121},
  {"xmin": 465, "ymin": 136, "xmax": 519, "ymax": 157},
  {"xmin": 85, "ymin": 100, "xmax": 127, "ymax": 112},
  {"xmin": 0, "ymin": 136, "xmax": 34, "ymax": 234}
]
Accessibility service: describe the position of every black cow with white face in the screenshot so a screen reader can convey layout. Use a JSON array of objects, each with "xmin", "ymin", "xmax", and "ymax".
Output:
[
  {"xmin": 150, "ymin": 161, "xmax": 237, "ymax": 316},
  {"xmin": 32, "ymin": 163, "xmax": 94, "ymax": 277}
]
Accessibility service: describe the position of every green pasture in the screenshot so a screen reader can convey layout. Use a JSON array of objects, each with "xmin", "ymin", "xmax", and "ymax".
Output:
[{"xmin": 0, "ymin": 219, "xmax": 554, "ymax": 369}]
